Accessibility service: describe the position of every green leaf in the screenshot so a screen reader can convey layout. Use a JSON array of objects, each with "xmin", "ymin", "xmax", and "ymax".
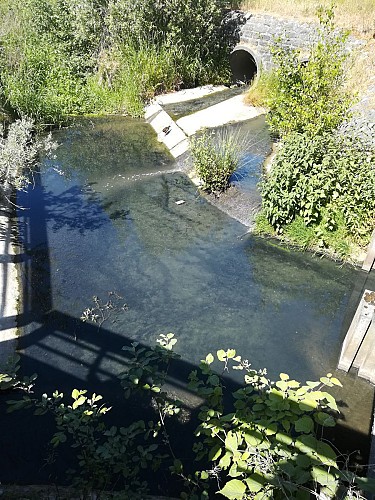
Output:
[
  {"xmin": 330, "ymin": 377, "xmax": 342, "ymax": 387},
  {"xmin": 296, "ymin": 488, "xmax": 311, "ymax": 499},
  {"xmin": 229, "ymin": 463, "xmax": 241, "ymax": 478},
  {"xmin": 276, "ymin": 380, "xmax": 289, "ymax": 391},
  {"xmin": 298, "ymin": 398, "xmax": 317, "ymax": 411},
  {"xmin": 320, "ymin": 376, "xmax": 332, "ymax": 385},
  {"xmin": 280, "ymin": 373, "xmax": 289, "ymax": 381},
  {"xmin": 205, "ymin": 353, "xmax": 214, "ymax": 365},
  {"xmin": 311, "ymin": 466, "xmax": 338, "ymax": 489},
  {"xmin": 288, "ymin": 380, "xmax": 300, "ymax": 388},
  {"xmin": 72, "ymin": 396, "xmax": 86, "ymax": 409},
  {"xmin": 354, "ymin": 476, "xmax": 375, "ymax": 493},
  {"xmin": 217, "ymin": 479, "xmax": 246, "ymax": 500},
  {"xmin": 315, "ymin": 411, "xmax": 336, "ymax": 427},
  {"xmin": 217, "ymin": 350, "xmax": 226, "ymax": 361},
  {"xmin": 225, "ymin": 431, "xmax": 238, "ymax": 453},
  {"xmin": 264, "ymin": 423, "xmax": 278, "ymax": 435},
  {"xmin": 208, "ymin": 443, "xmax": 222, "ymax": 462},
  {"xmin": 219, "ymin": 451, "xmax": 232, "ymax": 469},
  {"xmin": 321, "ymin": 392, "xmax": 338, "ymax": 412},
  {"xmin": 306, "ymin": 381, "xmax": 320, "ymax": 389},
  {"xmin": 295, "ymin": 415, "xmax": 314, "ymax": 433},
  {"xmin": 245, "ymin": 474, "xmax": 265, "ymax": 493},
  {"xmin": 295, "ymin": 434, "xmax": 318, "ymax": 454},
  {"xmin": 244, "ymin": 429, "xmax": 263, "ymax": 447},
  {"xmin": 276, "ymin": 432, "xmax": 293, "ymax": 446},
  {"xmin": 71, "ymin": 389, "xmax": 80, "ymax": 399},
  {"xmin": 296, "ymin": 454, "xmax": 311, "ymax": 469},
  {"xmin": 316, "ymin": 441, "xmax": 337, "ymax": 464}
]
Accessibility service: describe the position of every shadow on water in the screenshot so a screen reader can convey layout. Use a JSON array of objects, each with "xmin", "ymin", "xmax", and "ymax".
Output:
[{"xmin": 0, "ymin": 116, "xmax": 374, "ymax": 494}]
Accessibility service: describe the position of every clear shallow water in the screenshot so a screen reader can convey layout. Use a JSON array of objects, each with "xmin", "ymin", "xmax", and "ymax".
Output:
[{"xmin": 2, "ymin": 116, "xmax": 374, "ymax": 486}]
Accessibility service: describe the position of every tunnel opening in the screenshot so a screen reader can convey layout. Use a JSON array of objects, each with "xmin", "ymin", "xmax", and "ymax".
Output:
[{"xmin": 230, "ymin": 47, "xmax": 258, "ymax": 85}]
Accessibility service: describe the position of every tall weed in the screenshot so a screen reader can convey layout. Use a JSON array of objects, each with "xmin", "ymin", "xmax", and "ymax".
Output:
[{"xmin": 109, "ymin": 42, "xmax": 179, "ymax": 117}]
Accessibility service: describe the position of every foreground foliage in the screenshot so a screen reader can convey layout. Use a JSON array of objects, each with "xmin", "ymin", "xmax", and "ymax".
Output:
[{"xmin": 4, "ymin": 336, "xmax": 375, "ymax": 499}]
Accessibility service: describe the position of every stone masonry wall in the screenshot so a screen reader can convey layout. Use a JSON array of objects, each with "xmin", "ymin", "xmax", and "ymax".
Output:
[{"xmin": 240, "ymin": 13, "xmax": 363, "ymax": 70}]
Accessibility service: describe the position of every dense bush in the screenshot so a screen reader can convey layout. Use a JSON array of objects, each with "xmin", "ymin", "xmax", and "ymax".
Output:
[
  {"xmin": 106, "ymin": 0, "xmax": 241, "ymax": 86},
  {"xmin": 260, "ymin": 132, "xmax": 375, "ymax": 253},
  {"xmin": 0, "ymin": 0, "xmax": 240, "ymax": 122},
  {"xmin": 257, "ymin": 8, "xmax": 375, "ymax": 258}
]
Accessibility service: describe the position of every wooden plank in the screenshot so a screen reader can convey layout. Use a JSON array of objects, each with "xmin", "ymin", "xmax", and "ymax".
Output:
[
  {"xmin": 362, "ymin": 229, "xmax": 375, "ymax": 272},
  {"xmin": 338, "ymin": 290, "xmax": 375, "ymax": 372},
  {"xmin": 353, "ymin": 315, "xmax": 375, "ymax": 369},
  {"xmin": 358, "ymin": 319, "xmax": 375, "ymax": 384}
]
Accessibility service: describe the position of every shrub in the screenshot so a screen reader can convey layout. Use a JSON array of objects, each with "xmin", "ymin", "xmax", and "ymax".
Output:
[
  {"xmin": 0, "ymin": 117, "xmax": 57, "ymax": 202},
  {"xmin": 187, "ymin": 349, "xmax": 350, "ymax": 499},
  {"xmin": 7, "ymin": 338, "xmax": 374, "ymax": 498},
  {"xmin": 260, "ymin": 132, "xmax": 375, "ymax": 248},
  {"xmin": 106, "ymin": 0, "xmax": 239, "ymax": 87},
  {"xmin": 190, "ymin": 128, "xmax": 244, "ymax": 194},
  {"xmin": 0, "ymin": 40, "xmax": 90, "ymax": 124},
  {"xmin": 266, "ymin": 7, "xmax": 354, "ymax": 137}
]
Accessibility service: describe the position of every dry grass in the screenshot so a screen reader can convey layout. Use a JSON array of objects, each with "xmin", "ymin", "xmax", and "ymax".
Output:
[
  {"xmin": 239, "ymin": 0, "xmax": 375, "ymax": 38},
  {"xmin": 346, "ymin": 38, "xmax": 375, "ymax": 106}
]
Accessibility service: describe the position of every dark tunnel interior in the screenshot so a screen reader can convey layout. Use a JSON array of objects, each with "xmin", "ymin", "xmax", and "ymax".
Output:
[{"xmin": 230, "ymin": 48, "xmax": 258, "ymax": 84}]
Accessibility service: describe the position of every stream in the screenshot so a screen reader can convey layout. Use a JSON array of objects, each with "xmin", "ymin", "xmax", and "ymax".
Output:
[{"xmin": 0, "ymin": 115, "xmax": 373, "ymax": 491}]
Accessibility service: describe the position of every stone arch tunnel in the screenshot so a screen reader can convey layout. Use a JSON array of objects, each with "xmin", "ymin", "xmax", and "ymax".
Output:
[{"xmin": 230, "ymin": 45, "xmax": 259, "ymax": 84}]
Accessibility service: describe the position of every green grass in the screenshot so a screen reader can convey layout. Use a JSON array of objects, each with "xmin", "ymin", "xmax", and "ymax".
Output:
[{"xmin": 255, "ymin": 212, "xmax": 362, "ymax": 262}]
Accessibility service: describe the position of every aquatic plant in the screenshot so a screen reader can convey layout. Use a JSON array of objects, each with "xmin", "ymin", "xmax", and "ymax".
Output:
[{"xmin": 190, "ymin": 128, "xmax": 245, "ymax": 195}]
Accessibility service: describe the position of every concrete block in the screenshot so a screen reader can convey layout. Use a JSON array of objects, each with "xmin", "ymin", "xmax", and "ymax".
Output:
[
  {"xmin": 170, "ymin": 139, "xmax": 190, "ymax": 159},
  {"xmin": 144, "ymin": 102, "xmax": 163, "ymax": 120},
  {"xmin": 176, "ymin": 95, "xmax": 266, "ymax": 136}
]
